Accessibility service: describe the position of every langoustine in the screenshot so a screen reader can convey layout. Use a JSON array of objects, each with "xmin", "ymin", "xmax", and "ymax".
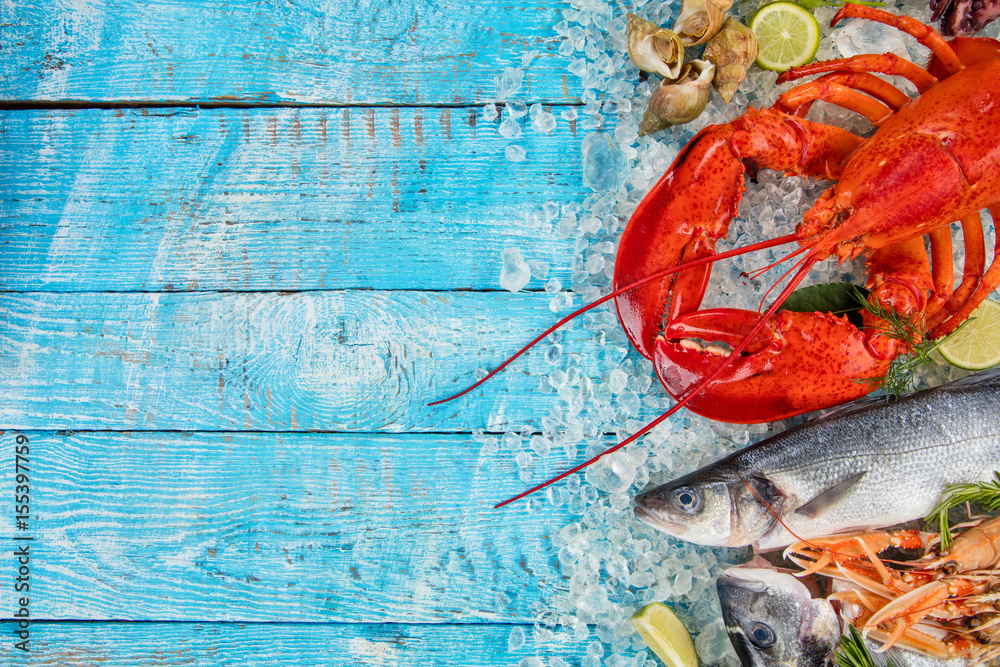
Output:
[{"xmin": 783, "ymin": 515, "xmax": 1000, "ymax": 660}]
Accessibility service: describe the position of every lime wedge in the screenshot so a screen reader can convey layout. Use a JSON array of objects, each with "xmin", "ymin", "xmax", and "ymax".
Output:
[
  {"xmin": 631, "ymin": 603, "xmax": 699, "ymax": 667},
  {"xmin": 938, "ymin": 299, "xmax": 1000, "ymax": 370},
  {"xmin": 750, "ymin": 2, "xmax": 821, "ymax": 72}
]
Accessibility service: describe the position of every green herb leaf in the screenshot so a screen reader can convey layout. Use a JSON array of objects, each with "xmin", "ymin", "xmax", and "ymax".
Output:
[
  {"xmin": 855, "ymin": 286, "xmax": 973, "ymax": 397},
  {"xmin": 779, "ymin": 282, "xmax": 869, "ymax": 318},
  {"xmin": 925, "ymin": 471, "xmax": 1000, "ymax": 550},
  {"xmin": 834, "ymin": 625, "xmax": 889, "ymax": 667}
]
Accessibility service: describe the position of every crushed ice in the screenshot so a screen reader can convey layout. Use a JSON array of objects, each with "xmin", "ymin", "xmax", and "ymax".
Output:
[
  {"xmin": 582, "ymin": 133, "xmax": 628, "ymax": 191},
  {"xmin": 506, "ymin": 145, "xmax": 528, "ymax": 162},
  {"xmin": 483, "ymin": 0, "xmax": 1000, "ymax": 664},
  {"xmin": 495, "ymin": 67, "xmax": 525, "ymax": 100},
  {"xmin": 500, "ymin": 247, "xmax": 531, "ymax": 292}
]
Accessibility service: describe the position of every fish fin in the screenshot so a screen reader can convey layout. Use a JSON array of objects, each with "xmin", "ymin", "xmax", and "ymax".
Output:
[
  {"xmin": 794, "ymin": 471, "xmax": 865, "ymax": 519},
  {"xmin": 765, "ymin": 395, "xmax": 890, "ymax": 442},
  {"xmin": 812, "ymin": 394, "xmax": 888, "ymax": 421},
  {"xmin": 783, "ymin": 370, "xmax": 1000, "ymax": 439}
]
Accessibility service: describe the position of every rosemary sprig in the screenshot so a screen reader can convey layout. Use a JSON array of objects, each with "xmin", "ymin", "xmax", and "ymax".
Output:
[
  {"xmin": 926, "ymin": 471, "xmax": 1000, "ymax": 550},
  {"xmin": 834, "ymin": 624, "xmax": 890, "ymax": 667}
]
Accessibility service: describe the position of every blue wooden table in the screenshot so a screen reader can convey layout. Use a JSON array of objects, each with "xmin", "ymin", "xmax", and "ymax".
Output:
[
  {"xmin": 0, "ymin": 0, "xmax": 651, "ymax": 664},
  {"xmin": 16, "ymin": 1, "xmax": 997, "ymax": 665}
]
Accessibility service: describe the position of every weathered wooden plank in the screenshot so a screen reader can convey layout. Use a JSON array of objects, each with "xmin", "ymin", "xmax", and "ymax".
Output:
[
  {"xmin": 0, "ymin": 621, "xmax": 595, "ymax": 666},
  {"xmin": 1, "ymin": 291, "xmax": 651, "ymax": 431},
  {"xmin": 0, "ymin": 430, "xmax": 587, "ymax": 623},
  {"xmin": 1, "ymin": 107, "xmax": 591, "ymax": 292},
  {"xmin": 1, "ymin": 0, "xmax": 576, "ymax": 105}
]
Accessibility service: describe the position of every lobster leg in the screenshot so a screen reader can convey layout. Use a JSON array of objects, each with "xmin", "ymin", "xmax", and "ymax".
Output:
[
  {"xmin": 927, "ymin": 225, "xmax": 956, "ymax": 314},
  {"xmin": 778, "ymin": 54, "xmax": 939, "ymax": 93},
  {"xmin": 814, "ymin": 72, "xmax": 911, "ymax": 110},
  {"xmin": 777, "ymin": 80, "xmax": 895, "ymax": 125},
  {"xmin": 778, "ymin": 72, "xmax": 910, "ymax": 120},
  {"xmin": 778, "ymin": 5, "xmax": 965, "ymax": 92},
  {"xmin": 953, "ymin": 211, "xmax": 988, "ymax": 305},
  {"xmin": 833, "ymin": 4, "xmax": 964, "ymax": 75},
  {"xmin": 926, "ymin": 212, "xmax": 984, "ymax": 328},
  {"xmin": 929, "ymin": 203, "xmax": 1000, "ymax": 337}
]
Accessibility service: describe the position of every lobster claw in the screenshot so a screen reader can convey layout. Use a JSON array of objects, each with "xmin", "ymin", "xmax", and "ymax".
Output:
[
  {"xmin": 654, "ymin": 309, "xmax": 891, "ymax": 423},
  {"xmin": 615, "ymin": 124, "xmax": 744, "ymax": 359},
  {"xmin": 614, "ymin": 109, "xmax": 865, "ymax": 362}
]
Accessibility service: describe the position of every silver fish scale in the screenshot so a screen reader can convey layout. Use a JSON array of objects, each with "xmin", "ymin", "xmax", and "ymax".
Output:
[{"xmin": 720, "ymin": 370, "xmax": 1000, "ymax": 548}]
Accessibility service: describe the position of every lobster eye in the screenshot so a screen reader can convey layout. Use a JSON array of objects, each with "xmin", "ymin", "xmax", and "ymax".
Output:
[
  {"xmin": 747, "ymin": 621, "xmax": 776, "ymax": 649},
  {"xmin": 671, "ymin": 487, "xmax": 702, "ymax": 513}
]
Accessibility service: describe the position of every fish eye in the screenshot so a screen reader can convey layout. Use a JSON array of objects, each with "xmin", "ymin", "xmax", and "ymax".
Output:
[
  {"xmin": 747, "ymin": 621, "xmax": 776, "ymax": 649},
  {"xmin": 670, "ymin": 487, "xmax": 701, "ymax": 513}
]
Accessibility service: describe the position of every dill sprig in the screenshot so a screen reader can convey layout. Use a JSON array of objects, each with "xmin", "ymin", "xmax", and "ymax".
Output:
[
  {"xmin": 926, "ymin": 471, "xmax": 1000, "ymax": 550},
  {"xmin": 852, "ymin": 286, "xmax": 971, "ymax": 397},
  {"xmin": 873, "ymin": 334, "xmax": 964, "ymax": 397},
  {"xmin": 834, "ymin": 624, "xmax": 890, "ymax": 667}
]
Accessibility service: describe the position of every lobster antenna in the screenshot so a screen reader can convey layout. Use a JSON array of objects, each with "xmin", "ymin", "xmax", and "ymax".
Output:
[
  {"xmin": 495, "ymin": 254, "xmax": 820, "ymax": 508},
  {"xmin": 493, "ymin": 410, "xmax": 672, "ymax": 509},
  {"xmin": 745, "ymin": 238, "xmax": 819, "ymax": 282},
  {"xmin": 428, "ymin": 232, "xmax": 802, "ymax": 406},
  {"xmin": 757, "ymin": 249, "xmax": 817, "ymax": 313}
]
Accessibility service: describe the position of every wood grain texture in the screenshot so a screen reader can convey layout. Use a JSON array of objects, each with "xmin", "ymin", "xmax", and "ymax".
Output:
[
  {"xmin": 1, "ymin": 107, "xmax": 590, "ymax": 292},
  {"xmin": 0, "ymin": 1, "xmax": 638, "ymax": 663},
  {"xmin": 0, "ymin": 431, "xmax": 592, "ymax": 623},
  {"xmin": 1, "ymin": 291, "xmax": 651, "ymax": 431},
  {"xmin": 1, "ymin": 0, "xmax": 577, "ymax": 105},
  {"xmin": 0, "ymin": 621, "xmax": 594, "ymax": 666}
]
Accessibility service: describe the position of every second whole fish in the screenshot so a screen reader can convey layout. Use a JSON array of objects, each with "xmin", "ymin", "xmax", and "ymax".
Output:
[
  {"xmin": 717, "ymin": 561, "xmax": 840, "ymax": 667},
  {"xmin": 717, "ymin": 562, "xmax": 914, "ymax": 667},
  {"xmin": 634, "ymin": 369, "xmax": 1000, "ymax": 550}
]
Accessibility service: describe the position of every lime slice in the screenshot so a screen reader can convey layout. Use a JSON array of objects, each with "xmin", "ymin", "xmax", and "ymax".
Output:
[
  {"xmin": 631, "ymin": 603, "xmax": 699, "ymax": 667},
  {"xmin": 938, "ymin": 299, "xmax": 1000, "ymax": 370},
  {"xmin": 750, "ymin": 2, "xmax": 822, "ymax": 72}
]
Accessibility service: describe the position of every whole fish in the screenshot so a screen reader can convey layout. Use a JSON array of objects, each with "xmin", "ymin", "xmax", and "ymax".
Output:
[
  {"xmin": 717, "ymin": 564, "xmax": 914, "ymax": 667},
  {"xmin": 717, "ymin": 562, "xmax": 840, "ymax": 667},
  {"xmin": 634, "ymin": 368, "xmax": 1000, "ymax": 550}
]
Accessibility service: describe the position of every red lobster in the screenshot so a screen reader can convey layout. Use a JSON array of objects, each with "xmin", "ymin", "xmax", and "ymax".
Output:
[
  {"xmin": 617, "ymin": 5, "xmax": 1000, "ymax": 424},
  {"xmin": 433, "ymin": 6, "xmax": 1000, "ymax": 506}
]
